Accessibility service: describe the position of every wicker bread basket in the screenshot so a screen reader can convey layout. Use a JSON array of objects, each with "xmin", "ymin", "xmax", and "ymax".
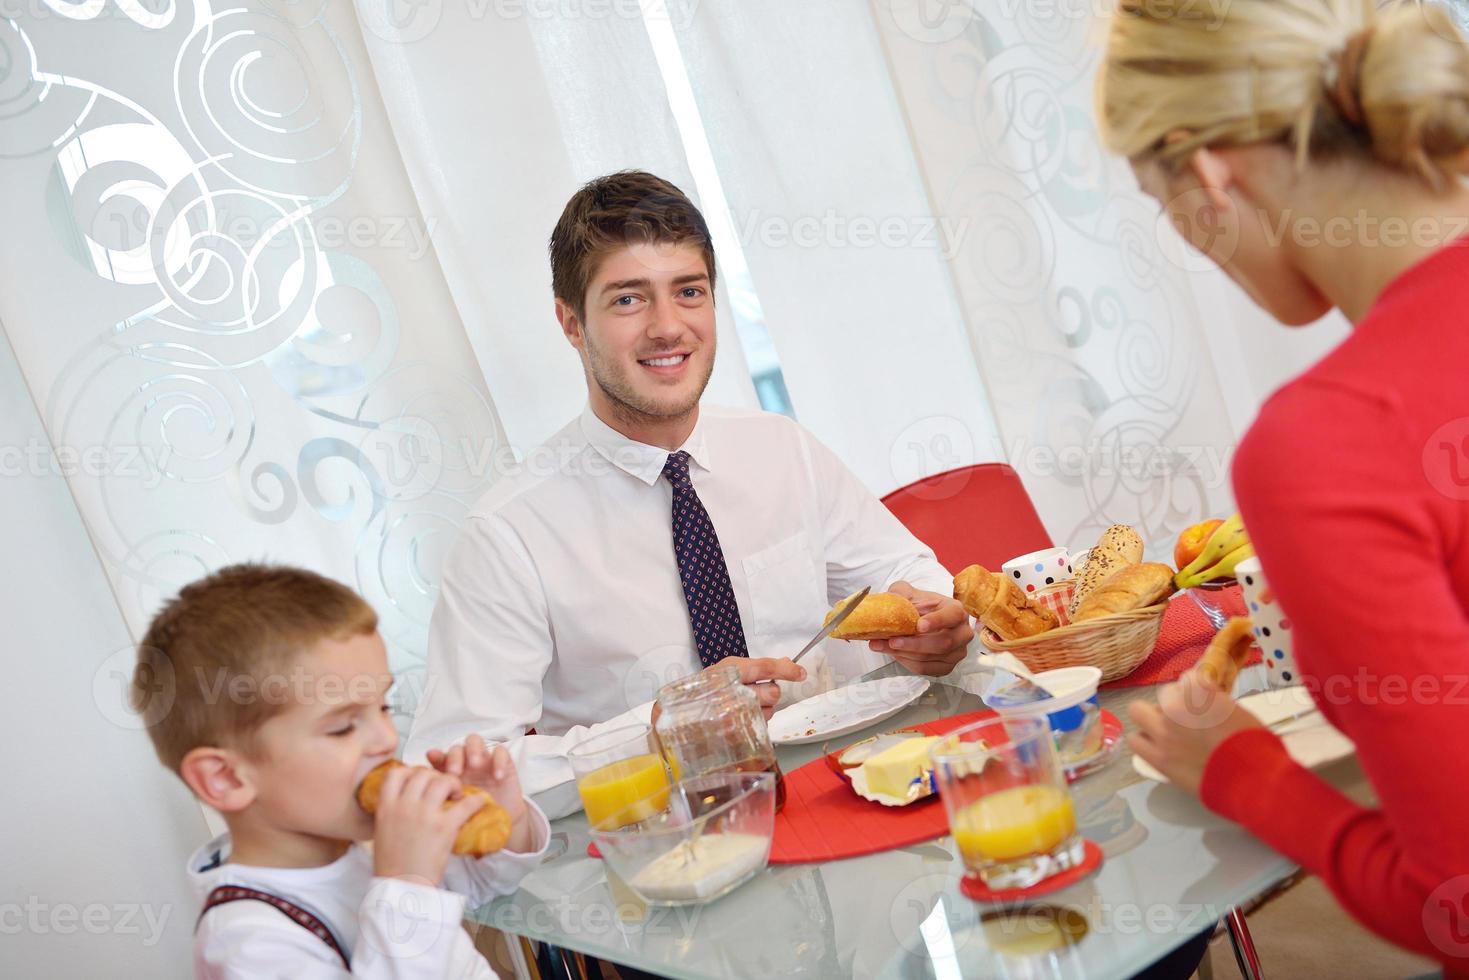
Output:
[{"xmin": 979, "ymin": 580, "xmax": 1166, "ymax": 683}]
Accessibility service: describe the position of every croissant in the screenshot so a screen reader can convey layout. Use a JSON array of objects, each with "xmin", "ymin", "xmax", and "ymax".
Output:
[
  {"xmin": 1197, "ymin": 617, "xmax": 1256, "ymax": 692},
  {"xmin": 356, "ymin": 760, "xmax": 512, "ymax": 857},
  {"xmin": 1068, "ymin": 525, "xmax": 1145, "ymax": 616},
  {"xmin": 954, "ymin": 564, "xmax": 1058, "ymax": 640},
  {"xmin": 825, "ymin": 591, "xmax": 920, "ymax": 640},
  {"xmin": 953, "ymin": 565, "xmax": 1000, "ymax": 618},
  {"xmin": 1070, "ymin": 562, "xmax": 1176, "ymax": 622}
]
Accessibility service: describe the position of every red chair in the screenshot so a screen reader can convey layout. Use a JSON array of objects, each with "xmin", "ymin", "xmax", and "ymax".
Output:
[{"xmin": 880, "ymin": 463, "xmax": 1053, "ymax": 573}]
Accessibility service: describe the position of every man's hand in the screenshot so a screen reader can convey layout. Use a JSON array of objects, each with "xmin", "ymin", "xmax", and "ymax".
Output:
[
  {"xmin": 1128, "ymin": 672, "xmax": 1265, "ymax": 796},
  {"xmin": 427, "ymin": 735, "xmax": 535, "ymax": 853},
  {"xmin": 370, "ymin": 766, "xmax": 484, "ymax": 884},
  {"xmin": 868, "ymin": 581, "xmax": 975, "ymax": 677},
  {"xmin": 652, "ymin": 657, "xmax": 807, "ymax": 725}
]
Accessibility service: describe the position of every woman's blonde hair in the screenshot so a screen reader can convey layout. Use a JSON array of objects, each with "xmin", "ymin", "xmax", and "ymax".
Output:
[{"xmin": 1097, "ymin": 0, "xmax": 1469, "ymax": 187}]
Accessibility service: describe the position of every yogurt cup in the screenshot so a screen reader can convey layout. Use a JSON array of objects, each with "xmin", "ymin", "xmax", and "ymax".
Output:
[{"xmin": 983, "ymin": 666, "xmax": 1103, "ymax": 764}]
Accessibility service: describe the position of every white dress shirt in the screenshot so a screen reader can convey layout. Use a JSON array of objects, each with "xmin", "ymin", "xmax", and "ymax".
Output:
[
  {"xmin": 405, "ymin": 405, "xmax": 959, "ymax": 818},
  {"xmin": 189, "ymin": 804, "xmax": 550, "ymax": 979}
]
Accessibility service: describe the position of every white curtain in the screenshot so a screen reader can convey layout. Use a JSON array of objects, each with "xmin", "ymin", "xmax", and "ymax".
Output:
[
  {"xmin": 0, "ymin": 5, "xmax": 517, "ymax": 972},
  {"xmin": 664, "ymin": 0, "xmax": 1008, "ymax": 494},
  {"xmin": 0, "ymin": 1, "xmax": 504, "ymax": 718},
  {"xmin": 0, "ymin": 1, "xmax": 1346, "ymax": 974},
  {"xmin": 869, "ymin": 0, "xmax": 1346, "ymax": 555},
  {"xmin": 355, "ymin": 0, "xmax": 762, "ymax": 451}
]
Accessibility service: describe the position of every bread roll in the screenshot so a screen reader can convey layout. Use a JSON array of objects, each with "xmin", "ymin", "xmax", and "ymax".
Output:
[
  {"xmin": 1070, "ymin": 562, "xmax": 1176, "ymax": 622},
  {"xmin": 1096, "ymin": 525, "xmax": 1144, "ymax": 563},
  {"xmin": 356, "ymin": 760, "xmax": 512, "ymax": 856},
  {"xmin": 954, "ymin": 564, "xmax": 1058, "ymax": 640},
  {"xmin": 1197, "ymin": 616, "xmax": 1256, "ymax": 692},
  {"xmin": 825, "ymin": 591, "xmax": 920, "ymax": 640},
  {"xmin": 1068, "ymin": 524, "xmax": 1144, "ymax": 616}
]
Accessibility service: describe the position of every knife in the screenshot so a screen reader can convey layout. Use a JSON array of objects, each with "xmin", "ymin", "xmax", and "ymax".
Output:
[
  {"xmin": 1266, "ymin": 706, "xmax": 1322, "ymax": 733},
  {"xmin": 791, "ymin": 586, "xmax": 871, "ymax": 665}
]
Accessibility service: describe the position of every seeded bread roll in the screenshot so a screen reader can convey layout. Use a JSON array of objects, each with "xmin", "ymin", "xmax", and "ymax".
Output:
[
  {"xmin": 1096, "ymin": 525, "xmax": 1144, "ymax": 563},
  {"xmin": 825, "ymin": 591, "xmax": 920, "ymax": 640},
  {"xmin": 1068, "ymin": 524, "xmax": 1145, "ymax": 617}
]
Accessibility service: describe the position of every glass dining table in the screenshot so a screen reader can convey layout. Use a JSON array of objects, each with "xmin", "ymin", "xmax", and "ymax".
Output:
[{"xmin": 469, "ymin": 662, "xmax": 1367, "ymax": 979}]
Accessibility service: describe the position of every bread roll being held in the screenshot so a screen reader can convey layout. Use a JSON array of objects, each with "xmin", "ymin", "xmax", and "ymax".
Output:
[
  {"xmin": 825, "ymin": 590, "xmax": 920, "ymax": 640},
  {"xmin": 356, "ymin": 760, "xmax": 512, "ymax": 857},
  {"xmin": 954, "ymin": 564, "xmax": 1058, "ymax": 640},
  {"xmin": 1068, "ymin": 524, "xmax": 1145, "ymax": 616},
  {"xmin": 1197, "ymin": 616, "xmax": 1256, "ymax": 692},
  {"xmin": 1070, "ymin": 562, "xmax": 1176, "ymax": 622}
]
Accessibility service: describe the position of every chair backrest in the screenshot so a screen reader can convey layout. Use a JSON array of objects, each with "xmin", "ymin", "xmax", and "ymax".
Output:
[{"xmin": 880, "ymin": 463, "xmax": 1053, "ymax": 574}]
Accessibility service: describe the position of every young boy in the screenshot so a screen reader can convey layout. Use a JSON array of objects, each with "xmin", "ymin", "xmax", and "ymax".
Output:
[{"xmin": 133, "ymin": 563, "xmax": 548, "ymax": 978}]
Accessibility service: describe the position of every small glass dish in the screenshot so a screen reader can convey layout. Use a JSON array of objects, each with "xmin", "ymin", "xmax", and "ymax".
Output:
[
  {"xmin": 1187, "ymin": 578, "xmax": 1246, "ymax": 630},
  {"xmin": 589, "ymin": 771, "xmax": 775, "ymax": 906}
]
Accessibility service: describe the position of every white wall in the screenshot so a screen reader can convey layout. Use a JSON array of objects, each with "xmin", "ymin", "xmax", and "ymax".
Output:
[{"xmin": 0, "ymin": 325, "xmax": 204, "ymax": 979}]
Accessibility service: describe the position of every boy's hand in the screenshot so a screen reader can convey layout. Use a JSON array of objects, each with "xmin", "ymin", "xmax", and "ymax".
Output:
[
  {"xmin": 427, "ymin": 735, "xmax": 535, "ymax": 853},
  {"xmin": 370, "ymin": 766, "xmax": 483, "ymax": 885}
]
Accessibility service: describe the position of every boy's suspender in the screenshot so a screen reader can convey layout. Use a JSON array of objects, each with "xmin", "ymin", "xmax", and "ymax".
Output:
[{"xmin": 198, "ymin": 884, "xmax": 351, "ymax": 968}]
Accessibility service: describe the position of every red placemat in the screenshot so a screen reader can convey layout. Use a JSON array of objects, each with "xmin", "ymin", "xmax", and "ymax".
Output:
[
  {"xmin": 766, "ymin": 710, "xmax": 993, "ymax": 864},
  {"xmin": 959, "ymin": 839, "xmax": 1104, "ymax": 902},
  {"xmin": 1101, "ymin": 585, "xmax": 1260, "ymax": 689}
]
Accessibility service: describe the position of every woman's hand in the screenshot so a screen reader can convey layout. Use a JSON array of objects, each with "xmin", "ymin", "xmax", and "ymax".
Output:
[{"xmin": 1128, "ymin": 672, "xmax": 1265, "ymax": 796}]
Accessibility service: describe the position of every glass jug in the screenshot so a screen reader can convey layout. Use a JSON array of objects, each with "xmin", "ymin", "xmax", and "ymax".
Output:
[{"xmin": 654, "ymin": 660, "xmax": 786, "ymax": 812}]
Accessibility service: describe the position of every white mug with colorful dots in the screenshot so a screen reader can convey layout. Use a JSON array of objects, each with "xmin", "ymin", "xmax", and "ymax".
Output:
[
  {"xmin": 1001, "ymin": 547, "xmax": 1074, "ymax": 597},
  {"xmin": 1236, "ymin": 556, "xmax": 1299, "ymax": 689}
]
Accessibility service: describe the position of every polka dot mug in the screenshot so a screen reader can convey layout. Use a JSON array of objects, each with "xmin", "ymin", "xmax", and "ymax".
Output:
[
  {"xmin": 1236, "ymin": 556, "xmax": 1299, "ymax": 689},
  {"xmin": 1001, "ymin": 547, "xmax": 1074, "ymax": 596}
]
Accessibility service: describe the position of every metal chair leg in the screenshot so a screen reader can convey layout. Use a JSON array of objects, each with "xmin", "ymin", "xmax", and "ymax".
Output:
[{"xmin": 1225, "ymin": 906, "xmax": 1264, "ymax": 980}]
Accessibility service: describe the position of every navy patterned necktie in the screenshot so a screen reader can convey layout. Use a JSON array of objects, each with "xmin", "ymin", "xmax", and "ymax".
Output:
[{"xmin": 662, "ymin": 450, "xmax": 749, "ymax": 667}]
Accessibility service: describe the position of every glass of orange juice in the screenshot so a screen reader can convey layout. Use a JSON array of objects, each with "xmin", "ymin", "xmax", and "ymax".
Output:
[
  {"xmin": 569, "ymin": 724, "xmax": 672, "ymax": 923},
  {"xmin": 568, "ymin": 724, "xmax": 671, "ymax": 829},
  {"xmin": 931, "ymin": 715, "xmax": 1084, "ymax": 890}
]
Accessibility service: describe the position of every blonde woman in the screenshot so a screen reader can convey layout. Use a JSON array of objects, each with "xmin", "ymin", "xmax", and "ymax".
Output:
[{"xmin": 1099, "ymin": 0, "xmax": 1469, "ymax": 971}]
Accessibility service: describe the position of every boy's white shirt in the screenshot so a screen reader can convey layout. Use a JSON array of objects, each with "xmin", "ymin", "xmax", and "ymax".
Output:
[{"xmin": 188, "ymin": 801, "xmax": 549, "ymax": 979}]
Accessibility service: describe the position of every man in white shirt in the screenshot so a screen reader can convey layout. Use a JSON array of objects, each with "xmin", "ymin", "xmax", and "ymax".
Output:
[{"xmin": 407, "ymin": 171, "xmax": 974, "ymax": 819}]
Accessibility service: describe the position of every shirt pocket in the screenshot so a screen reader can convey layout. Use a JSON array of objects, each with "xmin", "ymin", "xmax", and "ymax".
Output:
[{"xmin": 741, "ymin": 531, "xmax": 822, "ymax": 641}]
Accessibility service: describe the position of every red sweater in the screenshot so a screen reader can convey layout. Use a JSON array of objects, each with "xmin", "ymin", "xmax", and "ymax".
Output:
[{"xmin": 1203, "ymin": 238, "xmax": 1469, "ymax": 971}]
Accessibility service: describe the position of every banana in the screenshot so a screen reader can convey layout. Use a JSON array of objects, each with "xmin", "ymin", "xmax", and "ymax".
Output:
[
  {"xmin": 1175, "ymin": 512, "xmax": 1248, "ymax": 587},
  {"xmin": 1178, "ymin": 542, "xmax": 1256, "ymax": 589}
]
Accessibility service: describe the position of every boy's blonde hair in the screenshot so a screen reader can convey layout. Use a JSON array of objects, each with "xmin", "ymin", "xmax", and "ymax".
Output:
[
  {"xmin": 133, "ymin": 563, "xmax": 378, "ymax": 774},
  {"xmin": 1097, "ymin": 0, "xmax": 1469, "ymax": 187}
]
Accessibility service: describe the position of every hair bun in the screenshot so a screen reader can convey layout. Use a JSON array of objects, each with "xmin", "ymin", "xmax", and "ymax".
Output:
[
  {"xmin": 1324, "ymin": 27, "xmax": 1374, "ymax": 127},
  {"xmin": 1356, "ymin": 4, "xmax": 1469, "ymax": 187}
]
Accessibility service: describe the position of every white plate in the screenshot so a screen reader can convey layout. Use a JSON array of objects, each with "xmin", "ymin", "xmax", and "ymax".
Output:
[
  {"xmin": 1132, "ymin": 686, "xmax": 1355, "ymax": 783},
  {"xmin": 767, "ymin": 676, "xmax": 931, "ymax": 745}
]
